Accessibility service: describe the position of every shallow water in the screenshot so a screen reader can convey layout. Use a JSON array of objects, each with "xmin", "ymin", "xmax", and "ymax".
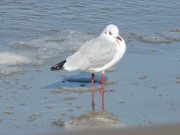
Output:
[{"xmin": 0, "ymin": 0, "xmax": 180, "ymax": 134}]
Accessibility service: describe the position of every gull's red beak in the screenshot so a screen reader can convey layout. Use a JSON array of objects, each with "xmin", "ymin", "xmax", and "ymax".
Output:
[{"xmin": 116, "ymin": 36, "xmax": 122, "ymax": 41}]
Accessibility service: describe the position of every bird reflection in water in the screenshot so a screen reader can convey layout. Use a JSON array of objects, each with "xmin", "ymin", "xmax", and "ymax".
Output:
[{"xmin": 91, "ymin": 90, "xmax": 104, "ymax": 112}]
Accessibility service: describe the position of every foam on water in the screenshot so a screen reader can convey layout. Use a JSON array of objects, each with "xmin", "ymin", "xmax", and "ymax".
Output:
[
  {"xmin": 0, "ymin": 66, "xmax": 24, "ymax": 76},
  {"xmin": 158, "ymin": 28, "xmax": 180, "ymax": 42},
  {"xmin": 0, "ymin": 52, "xmax": 31, "ymax": 65},
  {"xmin": 0, "ymin": 52, "xmax": 31, "ymax": 75},
  {"xmin": 127, "ymin": 28, "xmax": 180, "ymax": 44},
  {"xmin": 0, "ymin": 30, "xmax": 91, "ymax": 76},
  {"xmin": 137, "ymin": 34, "xmax": 171, "ymax": 44}
]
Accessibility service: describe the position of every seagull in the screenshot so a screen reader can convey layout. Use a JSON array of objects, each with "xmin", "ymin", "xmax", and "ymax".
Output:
[{"xmin": 51, "ymin": 24, "xmax": 126, "ymax": 93}]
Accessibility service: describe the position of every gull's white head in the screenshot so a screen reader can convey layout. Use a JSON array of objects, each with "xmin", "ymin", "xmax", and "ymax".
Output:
[{"xmin": 101, "ymin": 24, "xmax": 122, "ymax": 42}]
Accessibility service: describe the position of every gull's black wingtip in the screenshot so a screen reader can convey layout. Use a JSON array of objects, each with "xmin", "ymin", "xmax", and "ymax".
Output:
[{"xmin": 50, "ymin": 60, "xmax": 66, "ymax": 71}]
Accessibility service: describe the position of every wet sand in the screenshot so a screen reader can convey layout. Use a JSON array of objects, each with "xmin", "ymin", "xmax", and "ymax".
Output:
[{"xmin": 52, "ymin": 124, "xmax": 180, "ymax": 135}]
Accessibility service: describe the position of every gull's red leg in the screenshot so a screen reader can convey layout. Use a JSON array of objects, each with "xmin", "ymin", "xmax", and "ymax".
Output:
[
  {"xmin": 100, "ymin": 72, "xmax": 104, "ymax": 93},
  {"xmin": 91, "ymin": 73, "xmax": 95, "ymax": 90}
]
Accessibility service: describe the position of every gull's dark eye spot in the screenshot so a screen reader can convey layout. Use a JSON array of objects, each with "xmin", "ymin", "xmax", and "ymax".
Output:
[
  {"xmin": 105, "ymin": 32, "xmax": 107, "ymax": 34},
  {"xmin": 109, "ymin": 32, "xmax": 112, "ymax": 35}
]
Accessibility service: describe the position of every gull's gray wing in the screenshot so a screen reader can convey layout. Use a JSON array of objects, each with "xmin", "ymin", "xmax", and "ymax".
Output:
[{"xmin": 64, "ymin": 36, "xmax": 117, "ymax": 71}]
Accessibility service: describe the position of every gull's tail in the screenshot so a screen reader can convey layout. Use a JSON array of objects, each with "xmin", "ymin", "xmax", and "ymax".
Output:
[{"xmin": 50, "ymin": 60, "xmax": 66, "ymax": 71}]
